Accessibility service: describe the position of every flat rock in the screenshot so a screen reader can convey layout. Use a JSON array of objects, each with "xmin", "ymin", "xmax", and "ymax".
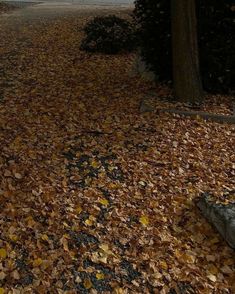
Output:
[{"xmin": 197, "ymin": 193, "xmax": 235, "ymax": 249}]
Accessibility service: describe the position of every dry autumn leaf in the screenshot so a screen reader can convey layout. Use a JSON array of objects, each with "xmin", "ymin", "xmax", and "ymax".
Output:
[
  {"xmin": 0, "ymin": 249, "xmax": 7, "ymax": 259},
  {"xmin": 14, "ymin": 172, "xmax": 22, "ymax": 179},
  {"xmin": 114, "ymin": 287, "xmax": 124, "ymax": 294},
  {"xmin": 90, "ymin": 159, "xmax": 100, "ymax": 169},
  {"xmin": 99, "ymin": 198, "xmax": 109, "ymax": 206},
  {"xmin": 0, "ymin": 3, "xmax": 234, "ymax": 293},
  {"xmin": 139, "ymin": 215, "xmax": 149, "ymax": 226},
  {"xmin": 9, "ymin": 234, "xmax": 18, "ymax": 242},
  {"xmin": 85, "ymin": 215, "xmax": 96, "ymax": 226},
  {"xmin": 75, "ymin": 205, "xmax": 82, "ymax": 214},
  {"xmin": 0, "ymin": 272, "xmax": 6, "ymax": 281},
  {"xmin": 33, "ymin": 258, "xmax": 43, "ymax": 267},
  {"xmin": 159, "ymin": 260, "xmax": 168, "ymax": 270},
  {"xmin": 96, "ymin": 272, "xmax": 105, "ymax": 280},
  {"xmin": 83, "ymin": 278, "xmax": 93, "ymax": 289},
  {"xmin": 207, "ymin": 274, "xmax": 217, "ymax": 282}
]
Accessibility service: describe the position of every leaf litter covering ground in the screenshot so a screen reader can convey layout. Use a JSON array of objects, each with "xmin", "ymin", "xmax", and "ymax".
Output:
[
  {"xmin": 0, "ymin": 10, "xmax": 235, "ymax": 294},
  {"xmin": 0, "ymin": 3, "xmax": 16, "ymax": 15}
]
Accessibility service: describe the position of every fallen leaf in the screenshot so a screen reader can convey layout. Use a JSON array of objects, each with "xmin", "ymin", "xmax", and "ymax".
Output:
[
  {"xmin": 0, "ymin": 249, "xmax": 7, "ymax": 259},
  {"xmin": 90, "ymin": 159, "xmax": 100, "ymax": 168},
  {"xmin": 75, "ymin": 205, "xmax": 82, "ymax": 214},
  {"xmin": 159, "ymin": 260, "xmax": 168, "ymax": 270},
  {"xmin": 0, "ymin": 272, "xmax": 6, "ymax": 280},
  {"xmin": 60, "ymin": 235, "xmax": 69, "ymax": 252},
  {"xmin": 96, "ymin": 272, "xmax": 105, "ymax": 280},
  {"xmin": 41, "ymin": 234, "xmax": 49, "ymax": 242},
  {"xmin": 181, "ymin": 252, "xmax": 196, "ymax": 264},
  {"xmin": 99, "ymin": 198, "xmax": 109, "ymax": 206},
  {"xmin": 139, "ymin": 215, "xmax": 149, "ymax": 226},
  {"xmin": 12, "ymin": 270, "xmax": 20, "ymax": 280},
  {"xmin": 9, "ymin": 234, "xmax": 18, "ymax": 242},
  {"xmin": 207, "ymin": 264, "xmax": 218, "ymax": 275},
  {"xmin": 85, "ymin": 215, "xmax": 96, "ymax": 226},
  {"xmin": 207, "ymin": 274, "xmax": 217, "ymax": 282},
  {"xmin": 14, "ymin": 173, "xmax": 22, "ymax": 179},
  {"xmin": 33, "ymin": 258, "xmax": 43, "ymax": 267},
  {"xmin": 83, "ymin": 278, "xmax": 92, "ymax": 289},
  {"xmin": 114, "ymin": 287, "xmax": 124, "ymax": 294}
]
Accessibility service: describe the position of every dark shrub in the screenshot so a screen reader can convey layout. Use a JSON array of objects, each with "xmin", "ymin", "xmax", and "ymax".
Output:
[
  {"xmin": 134, "ymin": 0, "xmax": 235, "ymax": 94},
  {"xmin": 198, "ymin": 0, "xmax": 235, "ymax": 93},
  {"xmin": 80, "ymin": 15, "xmax": 136, "ymax": 54}
]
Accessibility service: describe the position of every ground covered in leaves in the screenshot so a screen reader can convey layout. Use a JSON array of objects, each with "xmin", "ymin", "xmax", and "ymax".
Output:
[
  {"xmin": 0, "ymin": 6, "xmax": 235, "ymax": 294},
  {"xmin": 0, "ymin": 2, "xmax": 17, "ymax": 14}
]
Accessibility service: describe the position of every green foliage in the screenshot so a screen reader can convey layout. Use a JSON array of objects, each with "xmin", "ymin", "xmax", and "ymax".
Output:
[
  {"xmin": 80, "ymin": 15, "xmax": 136, "ymax": 54},
  {"xmin": 134, "ymin": 0, "xmax": 235, "ymax": 94}
]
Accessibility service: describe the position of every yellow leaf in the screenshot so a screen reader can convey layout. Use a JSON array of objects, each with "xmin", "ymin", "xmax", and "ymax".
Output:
[
  {"xmin": 108, "ymin": 183, "xmax": 119, "ymax": 190},
  {"xmin": 90, "ymin": 160, "xmax": 100, "ymax": 169},
  {"xmin": 175, "ymin": 249, "xmax": 182, "ymax": 259},
  {"xmin": 0, "ymin": 288, "xmax": 4, "ymax": 294},
  {"xmin": 159, "ymin": 260, "xmax": 168, "ymax": 270},
  {"xmin": 41, "ymin": 234, "xmax": 49, "ymax": 241},
  {"xmin": 99, "ymin": 243, "xmax": 109, "ymax": 252},
  {"xmin": 0, "ymin": 249, "xmax": 7, "ymax": 259},
  {"xmin": 85, "ymin": 215, "xmax": 96, "ymax": 227},
  {"xmin": 96, "ymin": 272, "xmax": 105, "ymax": 280},
  {"xmin": 26, "ymin": 216, "xmax": 35, "ymax": 228},
  {"xmin": 85, "ymin": 219, "xmax": 93, "ymax": 226},
  {"xmin": 9, "ymin": 234, "xmax": 18, "ymax": 242},
  {"xmin": 33, "ymin": 258, "xmax": 43, "ymax": 267},
  {"xmin": 83, "ymin": 278, "xmax": 92, "ymax": 289},
  {"xmin": 75, "ymin": 206, "xmax": 82, "ymax": 214},
  {"xmin": 114, "ymin": 287, "xmax": 124, "ymax": 294},
  {"xmin": 139, "ymin": 215, "xmax": 149, "ymax": 226},
  {"xmin": 181, "ymin": 252, "xmax": 195, "ymax": 264},
  {"xmin": 99, "ymin": 198, "xmax": 109, "ymax": 206}
]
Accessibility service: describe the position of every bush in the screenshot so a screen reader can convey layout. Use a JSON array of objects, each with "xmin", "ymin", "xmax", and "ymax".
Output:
[
  {"xmin": 134, "ymin": 0, "xmax": 235, "ymax": 94},
  {"xmin": 80, "ymin": 15, "xmax": 136, "ymax": 54}
]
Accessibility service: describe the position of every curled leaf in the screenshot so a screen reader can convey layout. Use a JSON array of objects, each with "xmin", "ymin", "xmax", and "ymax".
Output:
[{"xmin": 83, "ymin": 278, "xmax": 92, "ymax": 289}]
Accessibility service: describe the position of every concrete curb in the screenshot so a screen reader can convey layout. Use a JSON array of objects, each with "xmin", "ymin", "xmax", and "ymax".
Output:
[
  {"xmin": 197, "ymin": 193, "xmax": 235, "ymax": 249},
  {"xmin": 160, "ymin": 108, "xmax": 235, "ymax": 124}
]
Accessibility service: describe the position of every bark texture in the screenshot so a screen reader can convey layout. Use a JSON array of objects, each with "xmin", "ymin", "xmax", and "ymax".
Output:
[{"xmin": 171, "ymin": 0, "xmax": 203, "ymax": 103}]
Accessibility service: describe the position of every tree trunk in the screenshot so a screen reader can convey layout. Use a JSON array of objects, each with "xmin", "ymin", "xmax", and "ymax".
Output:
[{"xmin": 171, "ymin": 0, "xmax": 203, "ymax": 103}]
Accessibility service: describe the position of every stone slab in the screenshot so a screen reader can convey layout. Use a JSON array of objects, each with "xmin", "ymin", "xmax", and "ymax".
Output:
[{"xmin": 197, "ymin": 193, "xmax": 235, "ymax": 249}]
